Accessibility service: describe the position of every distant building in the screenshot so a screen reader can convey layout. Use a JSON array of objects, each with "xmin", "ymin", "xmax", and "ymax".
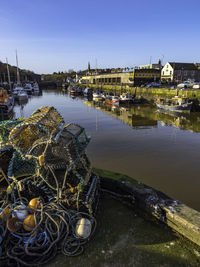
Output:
[
  {"xmin": 138, "ymin": 59, "xmax": 162, "ymax": 70},
  {"xmin": 133, "ymin": 69, "xmax": 161, "ymax": 86},
  {"xmin": 80, "ymin": 68, "xmax": 161, "ymax": 86},
  {"xmin": 138, "ymin": 63, "xmax": 162, "ymax": 70},
  {"xmin": 161, "ymin": 62, "xmax": 200, "ymax": 83}
]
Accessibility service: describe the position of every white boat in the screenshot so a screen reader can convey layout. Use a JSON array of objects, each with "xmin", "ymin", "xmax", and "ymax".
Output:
[
  {"xmin": 120, "ymin": 93, "xmax": 133, "ymax": 103},
  {"xmin": 13, "ymin": 86, "xmax": 24, "ymax": 98},
  {"xmin": 32, "ymin": 82, "xmax": 39, "ymax": 92},
  {"xmin": 18, "ymin": 90, "xmax": 28, "ymax": 100},
  {"xmin": 93, "ymin": 92, "xmax": 103, "ymax": 101},
  {"xmin": 23, "ymin": 83, "xmax": 33, "ymax": 94}
]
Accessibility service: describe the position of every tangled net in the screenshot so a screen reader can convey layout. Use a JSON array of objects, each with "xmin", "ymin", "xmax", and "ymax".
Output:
[{"xmin": 0, "ymin": 106, "xmax": 99, "ymax": 266}]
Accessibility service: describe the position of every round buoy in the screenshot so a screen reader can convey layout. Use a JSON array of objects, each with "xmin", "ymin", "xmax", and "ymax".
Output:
[
  {"xmin": 13, "ymin": 205, "xmax": 28, "ymax": 220},
  {"xmin": 75, "ymin": 218, "xmax": 92, "ymax": 239},
  {"xmin": 7, "ymin": 217, "xmax": 22, "ymax": 232},
  {"xmin": 28, "ymin": 198, "xmax": 39, "ymax": 210},
  {"xmin": 0, "ymin": 207, "xmax": 10, "ymax": 223},
  {"xmin": 23, "ymin": 214, "xmax": 36, "ymax": 231}
]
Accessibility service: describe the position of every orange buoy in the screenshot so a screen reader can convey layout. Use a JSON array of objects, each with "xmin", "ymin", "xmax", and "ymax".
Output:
[
  {"xmin": 0, "ymin": 207, "xmax": 10, "ymax": 223},
  {"xmin": 38, "ymin": 154, "xmax": 44, "ymax": 166},
  {"xmin": 7, "ymin": 217, "xmax": 22, "ymax": 232},
  {"xmin": 28, "ymin": 198, "xmax": 39, "ymax": 210},
  {"xmin": 23, "ymin": 214, "xmax": 36, "ymax": 231}
]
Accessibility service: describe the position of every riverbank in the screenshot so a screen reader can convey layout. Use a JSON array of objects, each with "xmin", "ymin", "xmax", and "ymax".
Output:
[{"xmin": 83, "ymin": 83, "xmax": 200, "ymax": 99}]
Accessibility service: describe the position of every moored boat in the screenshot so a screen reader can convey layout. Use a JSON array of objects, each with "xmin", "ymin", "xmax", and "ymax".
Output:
[
  {"xmin": 119, "ymin": 93, "xmax": 133, "ymax": 104},
  {"xmin": 93, "ymin": 91, "xmax": 104, "ymax": 102},
  {"xmin": 18, "ymin": 90, "xmax": 28, "ymax": 101},
  {"xmin": 83, "ymin": 87, "xmax": 93, "ymax": 96},
  {"xmin": 156, "ymin": 96, "xmax": 193, "ymax": 112},
  {"xmin": 105, "ymin": 95, "xmax": 119, "ymax": 106},
  {"xmin": 32, "ymin": 82, "xmax": 39, "ymax": 92},
  {"xmin": 0, "ymin": 88, "xmax": 14, "ymax": 115},
  {"xmin": 23, "ymin": 83, "xmax": 33, "ymax": 94}
]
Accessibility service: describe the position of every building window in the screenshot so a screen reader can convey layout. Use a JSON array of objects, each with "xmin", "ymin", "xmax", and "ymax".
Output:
[{"xmin": 162, "ymin": 71, "xmax": 164, "ymax": 75}]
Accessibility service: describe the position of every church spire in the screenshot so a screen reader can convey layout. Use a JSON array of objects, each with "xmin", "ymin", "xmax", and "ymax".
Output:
[{"xmin": 88, "ymin": 62, "xmax": 90, "ymax": 72}]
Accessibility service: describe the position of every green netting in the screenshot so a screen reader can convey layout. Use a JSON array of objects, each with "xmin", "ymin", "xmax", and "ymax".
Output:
[{"xmin": 7, "ymin": 151, "xmax": 37, "ymax": 179}]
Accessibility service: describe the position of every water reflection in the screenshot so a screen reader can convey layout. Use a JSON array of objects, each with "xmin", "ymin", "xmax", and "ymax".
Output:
[
  {"xmin": 1, "ymin": 89, "xmax": 200, "ymax": 211},
  {"xmin": 82, "ymin": 97, "xmax": 200, "ymax": 133}
]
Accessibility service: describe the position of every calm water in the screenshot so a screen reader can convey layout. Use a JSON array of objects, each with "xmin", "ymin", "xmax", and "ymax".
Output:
[{"xmin": 11, "ymin": 89, "xmax": 200, "ymax": 211}]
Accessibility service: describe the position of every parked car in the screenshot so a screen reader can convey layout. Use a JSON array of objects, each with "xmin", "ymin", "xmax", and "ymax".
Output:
[
  {"xmin": 146, "ymin": 82, "xmax": 161, "ymax": 88},
  {"xmin": 177, "ymin": 81, "xmax": 194, "ymax": 89},
  {"xmin": 192, "ymin": 83, "xmax": 200, "ymax": 89}
]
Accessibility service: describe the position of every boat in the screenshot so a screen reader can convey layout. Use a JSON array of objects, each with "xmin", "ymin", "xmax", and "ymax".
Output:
[
  {"xmin": 119, "ymin": 93, "xmax": 133, "ymax": 104},
  {"xmin": 156, "ymin": 96, "xmax": 193, "ymax": 112},
  {"xmin": 69, "ymin": 86, "xmax": 82, "ymax": 95},
  {"xmin": 32, "ymin": 82, "xmax": 39, "ymax": 92},
  {"xmin": 0, "ymin": 88, "xmax": 14, "ymax": 115},
  {"xmin": 105, "ymin": 95, "xmax": 120, "ymax": 106},
  {"xmin": 23, "ymin": 83, "xmax": 33, "ymax": 94},
  {"xmin": 83, "ymin": 87, "xmax": 93, "ymax": 96},
  {"xmin": 17, "ymin": 89, "xmax": 28, "ymax": 101},
  {"xmin": 93, "ymin": 91, "xmax": 104, "ymax": 102}
]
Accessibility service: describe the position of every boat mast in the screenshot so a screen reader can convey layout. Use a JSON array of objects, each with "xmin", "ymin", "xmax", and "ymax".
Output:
[
  {"xmin": 6, "ymin": 58, "xmax": 12, "ymax": 91},
  {"xmin": 16, "ymin": 50, "xmax": 20, "ymax": 85}
]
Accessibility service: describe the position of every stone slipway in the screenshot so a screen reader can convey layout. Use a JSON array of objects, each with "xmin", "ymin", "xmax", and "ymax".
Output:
[{"xmin": 96, "ymin": 170, "xmax": 200, "ymax": 248}]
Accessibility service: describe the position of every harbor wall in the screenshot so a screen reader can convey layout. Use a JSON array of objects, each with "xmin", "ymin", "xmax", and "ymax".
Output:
[
  {"xmin": 94, "ymin": 168, "xmax": 200, "ymax": 248},
  {"xmin": 84, "ymin": 84, "xmax": 200, "ymax": 99}
]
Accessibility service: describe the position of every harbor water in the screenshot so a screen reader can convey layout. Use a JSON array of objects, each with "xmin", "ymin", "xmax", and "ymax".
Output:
[{"xmin": 11, "ymin": 89, "xmax": 200, "ymax": 212}]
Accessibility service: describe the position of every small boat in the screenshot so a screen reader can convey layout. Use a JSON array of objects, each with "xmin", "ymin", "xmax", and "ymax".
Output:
[
  {"xmin": 17, "ymin": 90, "xmax": 28, "ymax": 101},
  {"xmin": 119, "ymin": 93, "xmax": 133, "ymax": 104},
  {"xmin": 70, "ymin": 87, "xmax": 82, "ymax": 95},
  {"xmin": 32, "ymin": 82, "xmax": 39, "ymax": 92},
  {"xmin": 93, "ymin": 92, "xmax": 104, "ymax": 102},
  {"xmin": 83, "ymin": 87, "xmax": 93, "ymax": 96},
  {"xmin": 13, "ymin": 86, "xmax": 24, "ymax": 98},
  {"xmin": 0, "ymin": 89, "xmax": 14, "ymax": 115},
  {"xmin": 23, "ymin": 83, "xmax": 33, "ymax": 94},
  {"xmin": 156, "ymin": 96, "xmax": 193, "ymax": 112},
  {"xmin": 105, "ymin": 96, "xmax": 120, "ymax": 106}
]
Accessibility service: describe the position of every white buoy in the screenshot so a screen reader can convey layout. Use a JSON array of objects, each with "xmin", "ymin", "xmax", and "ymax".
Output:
[
  {"xmin": 13, "ymin": 205, "xmax": 28, "ymax": 220},
  {"xmin": 75, "ymin": 218, "xmax": 92, "ymax": 239}
]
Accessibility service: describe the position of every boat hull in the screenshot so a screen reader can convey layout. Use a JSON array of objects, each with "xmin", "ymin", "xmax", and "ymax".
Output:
[{"xmin": 156, "ymin": 103, "xmax": 193, "ymax": 112}]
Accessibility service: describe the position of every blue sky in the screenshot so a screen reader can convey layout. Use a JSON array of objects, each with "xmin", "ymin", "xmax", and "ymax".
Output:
[{"xmin": 0, "ymin": 0, "xmax": 200, "ymax": 74}]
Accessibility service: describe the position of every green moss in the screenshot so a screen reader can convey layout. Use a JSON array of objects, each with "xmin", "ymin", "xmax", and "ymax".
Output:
[{"xmin": 93, "ymin": 167, "xmax": 140, "ymax": 186}]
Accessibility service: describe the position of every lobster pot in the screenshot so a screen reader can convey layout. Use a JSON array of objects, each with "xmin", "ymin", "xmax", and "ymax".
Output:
[
  {"xmin": 25, "ymin": 123, "xmax": 91, "ymax": 186},
  {"xmin": 75, "ymin": 172, "xmax": 100, "ymax": 215},
  {"xmin": 7, "ymin": 151, "xmax": 37, "ymax": 180},
  {"xmin": 38, "ymin": 153, "xmax": 91, "ymax": 191},
  {"xmin": 0, "ymin": 119, "xmax": 25, "ymax": 151},
  {"xmin": 9, "ymin": 106, "xmax": 64, "ymax": 157}
]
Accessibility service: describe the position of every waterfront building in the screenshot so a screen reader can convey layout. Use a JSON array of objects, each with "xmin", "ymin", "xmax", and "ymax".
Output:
[
  {"xmin": 161, "ymin": 62, "xmax": 200, "ymax": 83},
  {"xmin": 133, "ymin": 69, "xmax": 161, "ymax": 86},
  {"xmin": 80, "ymin": 68, "xmax": 161, "ymax": 87}
]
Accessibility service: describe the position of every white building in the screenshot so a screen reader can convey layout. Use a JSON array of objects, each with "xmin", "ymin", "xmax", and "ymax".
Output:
[{"xmin": 161, "ymin": 62, "xmax": 200, "ymax": 83}]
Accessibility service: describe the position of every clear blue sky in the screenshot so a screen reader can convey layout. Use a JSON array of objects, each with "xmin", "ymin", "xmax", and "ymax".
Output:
[{"xmin": 1, "ymin": 0, "xmax": 200, "ymax": 74}]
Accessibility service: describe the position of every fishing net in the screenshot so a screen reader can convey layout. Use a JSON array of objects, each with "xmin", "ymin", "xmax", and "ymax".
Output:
[
  {"xmin": 7, "ymin": 151, "xmax": 37, "ymax": 180},
  {"xmin": 0, "ymin": 106, "xmax": 100, "ymax": 266},
  {"xmin": 9, "ymin": 106, "xmax": 64, "ymax": 157},
  {"xmin": 0, "ymin": 118, "xmax": 25, "ymax": 150}
]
